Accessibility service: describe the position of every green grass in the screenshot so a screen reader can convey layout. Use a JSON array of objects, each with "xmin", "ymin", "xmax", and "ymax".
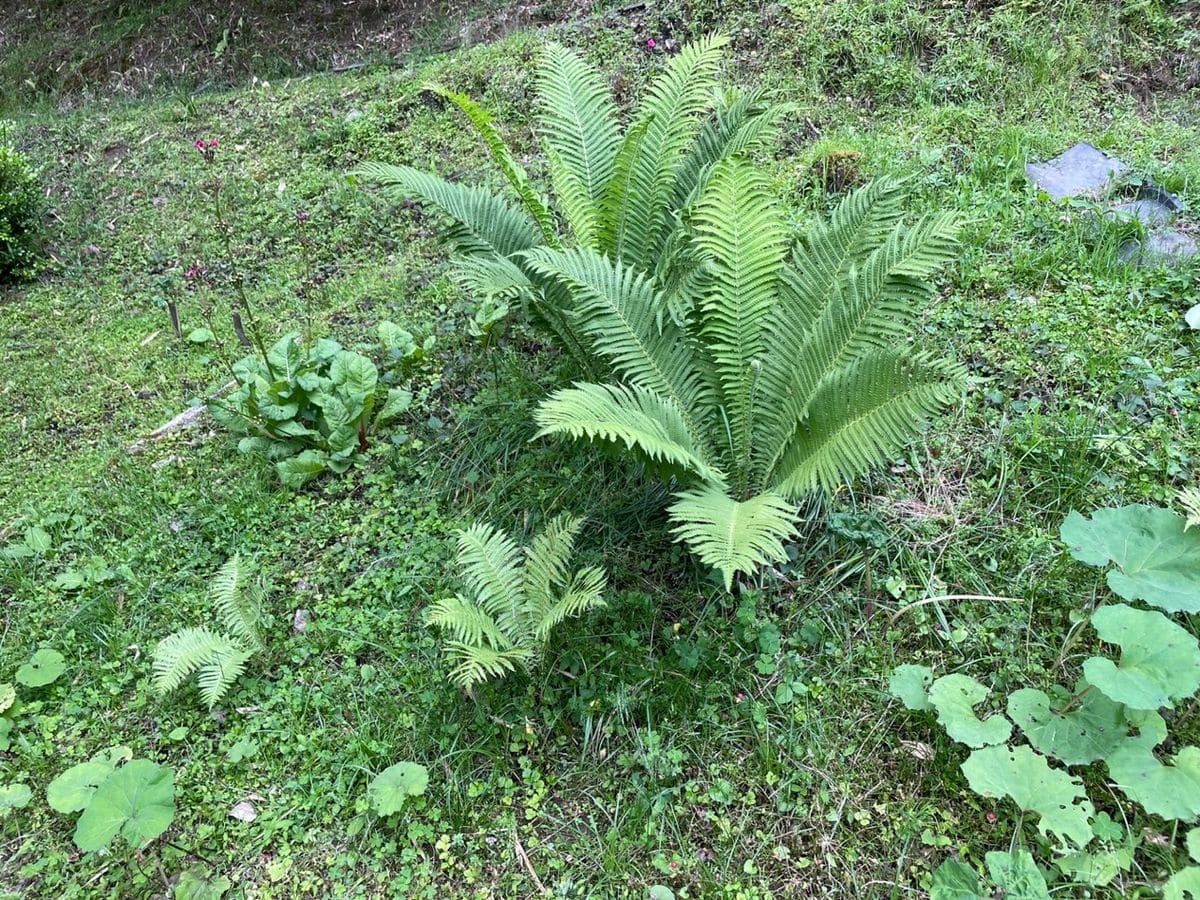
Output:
[{"xmin": 2, "ymin": 1, "xmax": 1199, "ymax": 896}]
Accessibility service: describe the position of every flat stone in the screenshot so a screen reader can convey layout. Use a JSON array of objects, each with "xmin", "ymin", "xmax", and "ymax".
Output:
[
  {"xmin": 1026, "ymin": 142, "xmax": 1129, "ymax": 200},
  {"xmin": 1111, "ymin": 199, "xmax": 1175, "ymax": 227},
  {"xmin": 1118, "ymin": 228, "xmax": 1199, "ymax": 267}
]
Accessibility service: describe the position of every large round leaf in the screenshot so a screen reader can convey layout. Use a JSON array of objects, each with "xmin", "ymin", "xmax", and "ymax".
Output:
[
  {"xmin": 73, "ymin": 759, "xmax": 175, "ymax": 851},
  {"xmin": 928, "ymin": 674, "xmax": 1011, "ymax": 748},
  {"xmin": 984, "ymin": 850, "xmax": 1049, "ymax": 900},
  {"xmin": 367, "ymin": 762, "xmax": 429, "ymax": 815},
  {"xmin": 1104, "ymin": 712, "xmax": 1200, "ymax": 821},
  {"xmin": 16, "ymin": 648, "xmax": 65, "ymax": 687},
  {"xmin": 0, "ymin": 783, "xmax": 32, "ymax": 817},
  {"xmin": 961, "ymin": 745, "xmax": 1094, "ymax": 847},
  {"xmin": 1007, "ymin": 682, "xmax": 1127, "ymax": 765},
  {"xmin": 888, "ymin": 664, "xmax": 933, "ymax": 711},
  {"xmin": 1084, "ymin": 604, "xmax": 1200, "ymax": 710},
  {"xmin": 47, "ymin": 759, "xmax": 115, "ymax": 814},
  {"xmin": 1061, "ymin": 505, "xmax": 1200, "ymax": 613}
]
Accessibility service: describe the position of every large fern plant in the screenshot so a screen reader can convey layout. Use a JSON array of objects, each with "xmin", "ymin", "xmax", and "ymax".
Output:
[
  {"xmin": 424, "ymin": 516, "xmax": 606, "ymax": 690},
  {"xmin": 353, "ymin": 35, "xmax": 786, "ymax": 373},
  {"xmin": 528, "ymin": 162, "xmax": 965, "ymax": 589},
  {"xmin": 152, "ymin": 555, "xmax": 267, "ymax": 707}
]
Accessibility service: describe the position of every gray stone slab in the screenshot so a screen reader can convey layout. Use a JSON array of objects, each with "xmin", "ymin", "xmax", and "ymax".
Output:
[
  {"xmin": 1112, "ymin": 199, "xmax": 1175, "ymax": 227},
  {"xmin": 1026, "ymin": 142, "xmax": 1129, "ymax": 200},
  {"xmin": 1118, "ymin": 228, "xmax": 1199, "ymax": 267}
]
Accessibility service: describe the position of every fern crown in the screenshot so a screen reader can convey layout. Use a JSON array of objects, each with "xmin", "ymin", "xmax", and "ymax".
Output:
[{"xmin": 423, "ymin": 515, "xmax": 607, "ymax": 690}]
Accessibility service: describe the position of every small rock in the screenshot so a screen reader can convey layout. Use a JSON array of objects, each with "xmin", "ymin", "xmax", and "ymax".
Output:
[
  {"xmin": 292, "ymin": 608, "xmax": 311, "ymax": 634},
  {"xmin": 1111, "ymin": 198, "xmax": 1174, "ymax": 227},
  {"xmin": 1119, "ymin": 228, "xmax": 1199, "ymax": 267},
  {"xmin": 229, "ymin": 800, "xmax": 257, "ymax": 823},
  {"xmin": 1186, "ymin": 304, "xmax": 1200, "ymax": 330},
  {"xmin": 1025, "ymin": 142, "xmax": 1128, "ymax": 200}
]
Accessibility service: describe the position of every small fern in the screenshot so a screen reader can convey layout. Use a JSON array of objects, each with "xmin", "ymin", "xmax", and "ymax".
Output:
[
  {"xmin": 152, "ymin": 555, "xmax": 268, "ymax": 707},
  {"xmin": 424, "ymin": 516, "xmax": 606, "ymax": 691}
]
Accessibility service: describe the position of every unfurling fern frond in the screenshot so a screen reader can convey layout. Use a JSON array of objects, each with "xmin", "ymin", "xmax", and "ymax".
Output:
[
  {"xmin": 152, "ymin": 557, "xmax": 269, "ymax": 707},
  {"xmin": 668, "ymin": 485, "xmax": 798, "ymax": 591},
  {"xmin": 1180, "ymin": 486, "xmax": 1200, "ymax": 531},
  {"xmin": 425, "ymin": 517, "xmax": 608, "ymax": 692}
]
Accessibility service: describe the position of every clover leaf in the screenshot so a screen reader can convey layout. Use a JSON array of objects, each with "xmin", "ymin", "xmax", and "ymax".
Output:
[
  {"xmin": 961, "ymin": 745, "xmax": 1094, "ymax": 847},
  {"xmin": 1061, "ymin": 505, "xmax": 1200, "ymax": 613},
  {"xmin": 928, "ymin": 674, "xmax": 1011, "ymax": 748},
  {"xmin": 1104, "ymin": 712, "xmax": 1200, "ymax": 821},
  {"xmin": 1007, "ymin": 681, "xmax": 1127, "ymax": 765},
  {"xmin": 15, "ymin": 648, "xmax": 65, "ymax": 687},
  {"xmin": 1084, "ymin": 604, "xmax": 1200, "ymax": 710},
  {"xmin": 73, "ymin": 759, "xmax": 175, "ymax": 851},
  {"xmin": 367, "ymin": 761, "xmax": 429, "ymax": 815},
  {"xmin": 888, "ymin": 664, "xmax": 933, "ymax": 711}
]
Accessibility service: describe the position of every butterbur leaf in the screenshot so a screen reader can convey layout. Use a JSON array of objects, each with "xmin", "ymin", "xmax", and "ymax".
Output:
[
  {"xmin": 0, "ymin": 783, "xmax": 32, "ymax": 816},
  {"xmin": 0, "ymin": 719, "xmax": 11, "ymax": 751},
  {"xmin": 73, "ymin": 759, "xmax": 175, "ymax": 851},
  {"xmin": 1189, "ymin": 827, "xmax": 1200, "ymax": 864},
  {"xmin": 16, "ymin": 648, "xmax": 66, "ymax": 687},
  {"xmin": 927, "ymin": 674, "xmax": 1010, "ymax": 748},
  {"xmin": 1054, "ymin": 848, "xmax": 1131, "ymax": 887},
  {"xmin": 1007, "ymin": 682, "xmax": 1127, "ymax": 764},
  {"xmin": 0, "ymin": 682, "xmax": 15, "ymax": 714},
  {"xmin": 929, "ymin": 858, "xmax": 983, "ymax": 899},
  {"xmin": 985, "ymin": 850, "xmax": 1049, "ymax": 899},
  {"xmin": 1061, "ymin": 505, "xmax": 1200, "ymax": 613},
  {"xmin": 276, "ymin": 449, "xmax": 329, "ymax": 488},
  {"xmin": 375, "ymin": 388, "xmax": 412, "ymax": 424},
  {"xmin": 1104, "ymin": 712, "xmax": 1200, "ymax": 820},
  {"xmin": 1165, "ymin": 867, "xmax": 1200, "ymax": 900},
  {"xmin": 888, "ymin": 664, "xmax": 933, "ymax": 711},
  {"xmin": 48, "ymin": 759, "xmax": 117, "ymax": 813},
  {"xmin": 960, "ymin": 745, "xmax": 1094, "ymax": 847},
  {"xmin": 368, "ymin": 762, "xmax": 429, "ymax": 815},
  {"xmin": 647, "ymin": 887, "xmax": 676, "ymax": 900},
  {"xmin": 174, "ymin": 864, "xmax": 232, "ymax": 900},
  {"xmin": 1084, "ymin": 604, "xmax": 1200, "ymax": 710}
]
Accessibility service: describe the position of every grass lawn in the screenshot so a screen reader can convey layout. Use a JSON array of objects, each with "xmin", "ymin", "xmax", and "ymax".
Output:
[{"xmin": 2, "ymin": 1, "xmax": 1199, "ymax": 896}]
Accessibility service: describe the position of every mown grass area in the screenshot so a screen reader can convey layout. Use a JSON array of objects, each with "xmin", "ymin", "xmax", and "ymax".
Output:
[{"xmin": 1, "ymin": 1, "xmax": 1199, "ymax": 897}]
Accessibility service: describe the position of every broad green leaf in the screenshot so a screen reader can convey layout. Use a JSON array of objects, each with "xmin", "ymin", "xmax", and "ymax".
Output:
[
  {"xmin": 174, "ymin": 864, "xmax": 232, "ymax": 900},
  {"xmin": 0, "ymin": 783, "xmax": 32, "ymax": 817},
  {"xmin": 1061, "ymin": 505, "xmax": 1200, "ymax": 613},
  {"xmin": 48, "ymin": 759, "xmax": 116, "ymax": 813},
  {"xmin": 367, "ymin": 762, "xmax": 429, "ymax": 815},
  {"xmin": 25, "ymin": 525, "xmax": 52, "ymax": 553},
  {"xmin": 16, "ymin": 648, "xmax": 66, "ymax": 687},
  {"xmin": 0, "ymin": 719, "xmax": 12, "ymax": 751},
  {"xmin": 928, "ymin": 674, "xmax": 1011, "ymax": 748},
  {"xmin": 73, "ymin": 759, "xmax": 175, "ymax": 852},
  {"xmin": 92, "ymin": 745, "xmax": 133, "ymax": 767},
  {"xmin": 647, "ymin": 887, "xmax": 676, "ymax": 900},
  {"xmin": 1189, "ymin": 827, "xmax": 1200, "ymax": 864},
  {"xmin": 0, "ymin": 683, "xmax": 14, "ymax": 714},
  {"xmin": 376, "ymin": 388, "xmax": 412, "ymax": 424},
  {"xmin": 1084, "ymin": 604, "xmax": 1200, "ymax": 710},
  {"xmin": 985, "ymin": 850, "xmax": 1049, "ymax": 899},
  {"xmin": 1104, "ymin": 712, "xmax": 1200, "ymax": 821},
  {"xmin": 276, "ymin": 450, "xmax": 329, "ymax": 489},
  {"xmin": 929, "ymin": 858, "xmax": 983, "ymax": 899},
  {"xmin": 961, "ymin": 745, "xmax": 1094, "ymax": 847},
  {"xmin": 187, "ymin": 327, "xmax": 214, "ymax": 344},
  {"xmin": 1055, "ymin": 847, "xmax": 1131, "ymax": 887},
  {"xmin": 377, "ymin": 321, "xmax": 415, "ymax": 353},
  {"xmin": 888, "ymin": 664, "xmax": 933, "ymax": 711},
  {"xmin": 1165, "ymin": 866, "xmax": 1200, "ymax": 900},
  {"xmin": 1007, "ymin": 682, "xmax": 1127, "ymax": 764},
  {"xmin": 330, "ymin": 351, "xmax": 378, "ymax": 397}
]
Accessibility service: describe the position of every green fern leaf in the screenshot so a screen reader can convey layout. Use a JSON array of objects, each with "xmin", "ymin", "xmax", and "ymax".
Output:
[
  {"xmin": 443, "ymin": 642, "xmax": 533, "ymax": 691},
  {"xmin": 351, "ymin": 162, "xmax": 541, "ymax": 258},
  {"xmin": 195, "ymin": 644, "xmax": 254, "ymax": 707},
  {"xmin": 535, "ymin": 382, "xmax": 725, "ymax": 487},
  {"xmin": 773, "ymin": 350, "xmax": 964, "ymax": 495},
  {"xmin": 209, "ymin": 554, "xmax": 264, "ymax": 651},
  {"xmin": 423, "ymin": 595, "xmax": 511, "ymax": 650},
  {"xmin": 536, "ymin": 43, "xmax": 620, "ymax": 247},
  {"xmin": 456, "ymin": 522, "xmax": 526, "ymax": 635},
  {"xmin": 452, "ymin": 254, "xmax": 534, "ymax": 304},
  {"xmin": 425, "ymin": 84, "xmax": 559, "ymax": 246},
  {"xmin": 668, "ymin": 484, "xmax": 797, "ymax": 591},
  {"xmin": 532, "ymin": 565, "xmax": 607, "ymax": 643},
  {"xmin": 522, "ymin": 515, "xmax": 585, "ymax": 611},
  {"xmin": 152, "ymin": 626, "xmax": 235, "ymax": 697},
  {"xmin": 1180, "ymin": 486, "xmax": 1200, "ymax": 531}
]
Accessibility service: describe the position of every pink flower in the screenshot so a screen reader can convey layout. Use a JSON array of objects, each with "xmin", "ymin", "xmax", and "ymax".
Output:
[
  {"xmin": 734, "ymin": 691, "xmax": 745, "ymax": 703},
  {"xmin": 194, "ymin": 137, "xmax": 218, "ymax": 162},
  {"xmin": 646, "ymin": 38, "xmax": 657, "ymax": 49},
  {"xmin": 193, "ymin": 139, "xmax": 205, "ymax": 150}
]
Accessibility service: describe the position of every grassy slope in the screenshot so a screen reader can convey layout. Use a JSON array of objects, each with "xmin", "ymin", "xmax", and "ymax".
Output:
[{"xmin": 2, "ymin": 1, "xmax": 1199, "ymax": 897}]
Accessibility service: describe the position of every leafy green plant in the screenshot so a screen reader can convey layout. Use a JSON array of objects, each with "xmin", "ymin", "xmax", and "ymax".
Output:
[
  {"xmin": 354, "ymin": 35, "xmax": 789, "ymax": 373},
  {"xmin": 892, "ymin": 504, "xmax": 1200, "ymax": 896},
  {"xmin": 15, "ymin": 648, "xmax": 65, "ymax": 688},
  {"xmin": 152, "ymin": 555, "xmax": 267, "ymax": 707},
  {"xmin": 423, "ymin": 515, "xmax": 607, "ymax": 689},
  {"xmin": 530, "ymin": 165, "xmax": 963, "ymax": 589},
  {"xmin": 48, "ymin": 752, "xmax": 175, "ymax": 852},
  {"xmin": 367, "ymin": 761, "xmax": 429, "ymax": 816},
  {"xmin": 209, "ymin": 331, "xmax": 413, "ymax": 488},
  {"xmin": 0, "ymin": 121, "xmax": 41, "ymax": 284}
]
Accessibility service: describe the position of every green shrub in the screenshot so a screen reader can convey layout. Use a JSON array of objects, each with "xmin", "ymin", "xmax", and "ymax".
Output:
[{"xmin": 0, "ymin": 123, "xmax": 41, "ymax": 284}]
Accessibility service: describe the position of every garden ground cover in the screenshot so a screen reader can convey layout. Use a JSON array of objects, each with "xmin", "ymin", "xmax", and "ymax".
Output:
[{"xmin": 1, "ymin": 1, "xmax": 1199, "ymax": 896}]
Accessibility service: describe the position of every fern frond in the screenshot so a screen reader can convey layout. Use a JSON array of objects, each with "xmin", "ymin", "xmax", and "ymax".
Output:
[
  {"xmin": 452, "ymin": 254, "xmax": 535, "ymax": 303},
  {"xmin": 351, "ymin": 162, "xmax": 541, "ymax": 257},
  {"xmin": 1180, "ymin": 486, "xmax": 1200, "ymax": 531},
  {"xmin": 773, "ymin": 350, "xmax": 964, "ymax": 496},
  {"xmin": 444, "ymin": 642, "xmax": 533, "ymax": 691},
  {"xmin": 152, "ymin": 626, "xmax": 236, "ymax": 697},
  {"xmin": 196, "ymin": 644, "xmax": 254, "ymax": 707},
  {"xmin": 537, "ymin": 43, "xmax": 620, "ymax": 247},
  {"xmin": 209, "ymin": 554, "xmax": 264, "ymax": 651},
  {"xmin": 532, "ymin": 566, "xmax": 607, "ymax": 643},
  {"xmin": 689, "ymin": 156, "xmax": 789, "ymax": 482},
  {"xmin": 668, "ymin": 485, "xmax": 797, "ymax": 591},
  {"xmin": 522, "ymin": 514, "xmax": 585, "ymax": 611},
  {"xmin": 425, "ymin": 84, "xmax": 559, "ymax": 246},
  {"xmin": 535, "ymin": 382, "xmax": 726, "ymax": 487},
  {"xmin": 598, "ymin": 33, "xmax": 730, "ymax": 266},
  {"xmin": 523, "ymin": 246, "xmax": 712, "ymax": 434},
  {"xmin": 424, "ymin": 595, "xmax": 511, "ymax": 649},
  {"xmin": 456, "ymin": 522, "xmax": 526, "ymax": 634}
]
